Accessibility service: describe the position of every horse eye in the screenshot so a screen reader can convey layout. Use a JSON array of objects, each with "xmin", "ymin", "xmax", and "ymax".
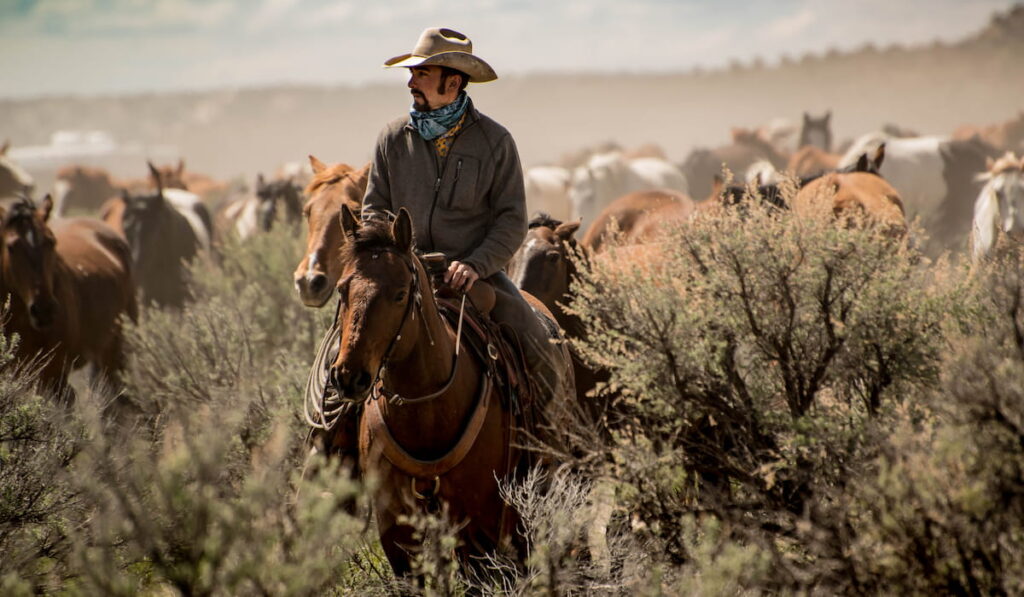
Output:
[{"xmin": 395, "ymin": 290, "xmax": 407, "ymax": 303}]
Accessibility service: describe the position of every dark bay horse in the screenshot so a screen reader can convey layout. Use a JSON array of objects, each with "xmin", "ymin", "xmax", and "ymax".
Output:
[
  {"xmin": 293, "ymin": 156, "xmax": 369, "ymax": 307},
  {"xmin": 0, "ymin": 195, "xmax": 137, "ymax": 398},
  {"xmin": 325, "ymin": 206, "xmax": 570, "ymax": 581},
  {"xmin": 101, "ymin": 163, "xmax": 212, "ymax": 308},
  {"xmin": 508, "ymin": 214, "xmax": 612, "ymax": 423}
]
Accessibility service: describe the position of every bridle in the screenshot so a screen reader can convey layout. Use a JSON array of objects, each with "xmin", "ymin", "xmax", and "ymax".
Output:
[{"xmin": 336, "ymin": 248, "xmax": 463, "ymax": 407}]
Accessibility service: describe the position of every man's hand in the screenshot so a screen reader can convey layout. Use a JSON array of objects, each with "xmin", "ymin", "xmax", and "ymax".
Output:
[{"xmin": 444, "ymin": 260, "xmax": 479, "ymax": 292}]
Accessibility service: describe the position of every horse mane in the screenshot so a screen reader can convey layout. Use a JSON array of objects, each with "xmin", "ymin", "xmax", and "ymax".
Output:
[
  {"xmin": 528, "ymin": 212, "xmax": 563, "ymax": 230},
  {"xmin": 1, "ymin": 195, "xmax": 37, "ymax": 227},
  {"xmin": 305, "ymin": 163, "xmax": 357, "ymax": 196},
  {"xmin": 339, "ymin": 216, "xmax": 411, "ymax": 265}
]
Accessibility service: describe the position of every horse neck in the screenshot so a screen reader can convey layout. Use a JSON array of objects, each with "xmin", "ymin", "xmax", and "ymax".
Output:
[{"xmin": 378, "ymin": 263, "xmax": 482, "ymax": 452}]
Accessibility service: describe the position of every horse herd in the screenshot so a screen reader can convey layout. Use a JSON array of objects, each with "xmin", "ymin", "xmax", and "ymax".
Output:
[{"xmin": 1, "ymin": 107, "xmax": 1023, "ymax": 581}]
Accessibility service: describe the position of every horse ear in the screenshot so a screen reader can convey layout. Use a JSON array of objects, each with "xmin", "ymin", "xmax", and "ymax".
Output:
[
  {"xmin": 147, "ymin": 161, "xmax": 164, "ymax": 197},
  {"xmin": 177, "ymin": 159, "xmax": 185, "ymax": 176},
  {"xmin": 554, "ymin": 220, "xmax": 581, "ymax": 242},
  {"xmin": 0, "ymin": 140, "xmax": 8, "ymax": 156},
  {"xmin": 824, "ymin": 110, "xmax": 832, "ymax": 122},
  {"xmin": 256, "ymin": 173, "xmax": 265, "ymax": 189},
  {"xmin": 872, "ymin": 143, "xmax": 886, "ymax": 171},
  {"xmin": 38, "ymin": 194, "xmax": 53, "ymax": 222},
  {"xmin": 803, "ymin": 112, "xmax": 810, "ymax": 123},
  {"xmin": 392, "ymin": 207, "xmax": 413, "ymax": 252},
  {"xmin": 339, "ymin": 204, "xmax": 359, "ymax": 240},
  {"xmin": 854, "ymin": 153, "xmax": 870, "ymax": 173},
  {"xmin": 309, "ymin": 155, "xmax": 327, "ymax": 174}
]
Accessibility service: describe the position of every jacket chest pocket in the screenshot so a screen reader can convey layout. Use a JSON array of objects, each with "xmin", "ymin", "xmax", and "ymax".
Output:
[{"xmin": 444, "ymin": 154, "xmax": 481, "ymax": 211}]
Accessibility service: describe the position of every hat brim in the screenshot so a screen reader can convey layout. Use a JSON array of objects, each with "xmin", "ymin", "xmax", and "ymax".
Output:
[{"xmin": 384, "ymin": 51, "xmax": 497, "ymax": 83}]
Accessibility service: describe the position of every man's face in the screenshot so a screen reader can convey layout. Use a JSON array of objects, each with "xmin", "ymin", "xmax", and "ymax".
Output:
[{"xmin": 407, "ymin": 66, "xmax": 459, "ymax": 112}]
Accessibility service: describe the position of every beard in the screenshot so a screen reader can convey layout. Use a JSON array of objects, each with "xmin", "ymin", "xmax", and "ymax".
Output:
[{"xmin": 411, "ymin": 91, "xmax": 431, "ymax": 112}]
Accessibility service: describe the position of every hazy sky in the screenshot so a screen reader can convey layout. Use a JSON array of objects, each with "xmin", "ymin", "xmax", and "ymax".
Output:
[{"xmin": 0, "ymin": 0, "xmax": 1016, "ymax": 98}]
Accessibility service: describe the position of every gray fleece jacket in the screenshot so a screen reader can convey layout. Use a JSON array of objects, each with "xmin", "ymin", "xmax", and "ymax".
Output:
[{"xmin": 362, "ymin": 97, "xmax": 527, "ymax": 278}]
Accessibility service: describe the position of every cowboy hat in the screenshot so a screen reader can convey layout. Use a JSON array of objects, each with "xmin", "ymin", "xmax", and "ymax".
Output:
[{"xmin": 384, "ymin": 27, "xmax": 497, "ymax": 83}]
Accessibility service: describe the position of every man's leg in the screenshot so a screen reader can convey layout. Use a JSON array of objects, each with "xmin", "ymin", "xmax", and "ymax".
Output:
[{"xmin": 488, "ymin": 272, "xmax": 572, "ymax": 404}]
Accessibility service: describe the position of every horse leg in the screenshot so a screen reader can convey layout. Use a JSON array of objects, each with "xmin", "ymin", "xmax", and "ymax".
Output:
[{"xmin": 377, "ymin": 513, "xmax": 420, "ymax": 594}]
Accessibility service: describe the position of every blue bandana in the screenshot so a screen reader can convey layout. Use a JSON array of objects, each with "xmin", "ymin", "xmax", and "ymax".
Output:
[{"xmin": 409, "ymin": 92, "xmax": 470, "ymax": 141}]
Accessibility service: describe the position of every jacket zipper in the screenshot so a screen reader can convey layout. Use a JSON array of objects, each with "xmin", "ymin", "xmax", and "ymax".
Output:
[
  {"xmin": 446, "ymin": 159, "xmax": 464, "ymax": 208},
  {"xmin": 425, "ymin": 118, "xmax": 476, "ymax": 250}
]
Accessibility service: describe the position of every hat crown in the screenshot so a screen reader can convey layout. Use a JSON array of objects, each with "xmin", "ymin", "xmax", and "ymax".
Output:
[{"xmin": 412, "ymin": 28, "xmax": 473, "ymax": 57}]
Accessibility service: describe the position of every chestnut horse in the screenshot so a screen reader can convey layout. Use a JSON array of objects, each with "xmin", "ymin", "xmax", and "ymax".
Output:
[
  {"xmin": 54, "ymin": 165, "xmax": 123, "ymax": 216},
  {"xmin": 0, "ymin": 195, "xmax": 137, "ymax": 398},
  {"xmin": 325, "ymin": 206, "xmax": 570, "ymax": 581},
  {"xmin": 293, "ymin": 156, "xmax": 369, "ymax": 307},
  {"xmin": 581, "ymin": 189, "xmax": 696, "ymax": 252},
  {"xmin": 793, "ymin": 148, "xmax": 907, "ymax": 240}
]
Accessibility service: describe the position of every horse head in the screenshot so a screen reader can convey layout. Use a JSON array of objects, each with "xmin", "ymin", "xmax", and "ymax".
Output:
[
  {"xmin": 974, "ymin": 153, "xmax": 1024, "ymax": 261},
  {"xmin": 799, "ymin": 110, "xmax": 833, "ymax": 152},
  {"xmin": 122, "ymin": 163, "xmax": 172, "ymax": 270},
  {"xmin": 0, "ymin": 195, "xmax": 58, "ymax": 330},
  {"xmin": 147, "ymin": 159, "xmax": 188, "ymax": 191},
  {"xmin": 256, "ymin": 174, "xmax": 303, "ymax": 232},
  {"xmin": 294, "ymin": 157, "xmax": 368, "ymax": 308},
  {"xmin": 329, "ymin": 206, "xmax": 422, "ymax": 401},
  {"xmin": 508, "ymin": 213, "xmax": 581, "ymax": 314}
]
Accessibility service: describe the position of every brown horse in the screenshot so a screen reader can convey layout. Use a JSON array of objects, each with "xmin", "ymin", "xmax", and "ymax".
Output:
[
  {"xmin": 293, "ymin": 156, "xmax": 369, "ymax": 307},
  {"xmin": 787, "ymin": 145, "xmax": 842, "ymax": 178},
  {"xmin": 325, "ymin": 206, "xmax": 570, "ymax": 582},
  {"xmin": 581, "ymin": 189, "xmax": 696, "ymax": 252},
  {"xmin": 954, "ymin": 111, "xmax": 1024, "ymax": 153},
  {"xmin": 0, "ymin": 195, "xmax": 137, "ymax": 398},
  {"xmin": 793, "ymin": 165, "xmax": 907, "ymax": 240},
  {"xmin": 54, "ymin": 165, "xmax": 124, "ymax": 216},
  {"xmin": 507, "ymin": 214, "xmax": 615, "ymax": 424},
  {"xmin": 101, "ymin": 163, "xmax": 212, "ymax": 308}
]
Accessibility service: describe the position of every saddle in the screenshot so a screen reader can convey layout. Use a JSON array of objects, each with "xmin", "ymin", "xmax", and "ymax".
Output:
[{"xmin": 419, "ymin": 253, "xmax": 537, "ymax": 414}]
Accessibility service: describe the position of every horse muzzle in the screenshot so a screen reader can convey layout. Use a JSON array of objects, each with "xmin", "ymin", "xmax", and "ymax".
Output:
[
  {"xmin": 329, "ymin": 364, "xmax": 373, "ymax": 401},
  {"xmin": 28, "ymin": 299, "xmax": 56, "ymax": 331},
  {"xmin": 295, "ymin": 272, "xmax": 332, "ymax": 307}
]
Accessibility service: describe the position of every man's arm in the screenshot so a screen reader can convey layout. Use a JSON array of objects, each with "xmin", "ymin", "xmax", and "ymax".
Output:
[
  {"xmin": 361, "ymin": 128, "xmax": 393, "ymax": 220},
  {"xmin": 461, "ymin": 132, "xmax": 527, "ymax": 279}
]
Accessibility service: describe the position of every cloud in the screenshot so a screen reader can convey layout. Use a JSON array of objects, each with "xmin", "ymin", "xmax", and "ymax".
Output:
[
  {"xmin": 0, "ymin": 0, "xmax": 1018, "ymax": 97},
  {"xmin": 763, "ymin": 6, "xmax": 816, "ymax": 39}
]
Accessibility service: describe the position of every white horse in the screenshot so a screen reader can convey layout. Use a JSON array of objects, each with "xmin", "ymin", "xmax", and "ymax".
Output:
[
  {"xmin": 525, "ymin": 165, "xmax": 572, "ymax": 221},
  {"xmin": 841, "ymin": 132, "xmax": 994, "ymax": 255},
  {"xmin": 0, "ymin": 142, "xmax": 34, "ymax": 199},
  {"xmin": 570, "ymin": 152, "xmax": 688, "ymax": 234},
  {"xmin": 972, "ymin": 152, "xmax": 1024, "ymax": 262}
]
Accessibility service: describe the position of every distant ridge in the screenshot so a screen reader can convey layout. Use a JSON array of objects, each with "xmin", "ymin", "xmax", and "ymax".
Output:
[{"xmin": 962, "ymin": 3, "xmax": 1024, "ymax": 47}]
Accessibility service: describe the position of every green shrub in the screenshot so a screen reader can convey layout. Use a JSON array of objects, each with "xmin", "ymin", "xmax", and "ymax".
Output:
[{"xmin": 567, "ymin": 195, "xmax": 974, "ymax": 590}]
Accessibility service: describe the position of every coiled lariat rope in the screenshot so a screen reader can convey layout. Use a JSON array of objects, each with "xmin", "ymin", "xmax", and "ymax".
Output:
[{"xmin": 304, "ymin": 318, "xmax": 348, "ymax": 432}]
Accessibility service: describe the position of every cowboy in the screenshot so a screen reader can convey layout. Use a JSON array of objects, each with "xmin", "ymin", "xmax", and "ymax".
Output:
[{"xmin": 362, "ymin": 27, "xmax": 569, "ymax": 404}]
